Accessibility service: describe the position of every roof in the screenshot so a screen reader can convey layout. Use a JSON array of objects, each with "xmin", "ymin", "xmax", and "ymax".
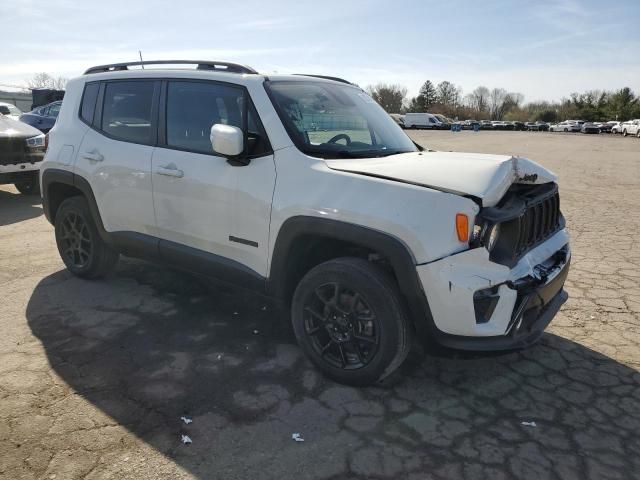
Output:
[{"xmin": 80, "ymin": 60, "xmax": 354, "ymax": 87}]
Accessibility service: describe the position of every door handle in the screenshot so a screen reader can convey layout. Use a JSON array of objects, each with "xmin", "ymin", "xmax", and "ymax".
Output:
[
  {"xmin": 82, "ymin": 150, "xmax": 104, "ymax": 162},
  {"xmin": 156, "ymin": 165, "xmax": 184, "ymax": 178}
]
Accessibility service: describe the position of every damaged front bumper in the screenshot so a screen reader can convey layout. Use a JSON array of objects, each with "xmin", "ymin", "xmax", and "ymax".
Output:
[{"xmin": 416, "ymin": 228, "xmax": 570, "ymax": 350}]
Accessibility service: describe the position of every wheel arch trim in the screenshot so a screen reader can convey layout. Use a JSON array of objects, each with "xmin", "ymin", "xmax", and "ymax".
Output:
[
  {"xmin": 41, "ymin": 168, "xmax": 110, "ymax": 244},
  {"xmin": 266, "ymin": 216, "xmax": 436, "ymax": 336}
]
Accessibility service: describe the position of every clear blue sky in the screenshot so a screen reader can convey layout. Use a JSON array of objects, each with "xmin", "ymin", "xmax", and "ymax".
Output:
[{"xmin": 1, "ymin": 0, "xmax": 639, "ymax": 102}]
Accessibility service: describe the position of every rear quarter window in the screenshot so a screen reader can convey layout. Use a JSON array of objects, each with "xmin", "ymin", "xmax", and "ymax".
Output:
[{"xmin": 80, "ymin": 83, "xmax": 100, "ymax": 125}]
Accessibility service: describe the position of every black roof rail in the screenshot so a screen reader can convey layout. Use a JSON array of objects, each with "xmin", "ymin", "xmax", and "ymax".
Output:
[
  {"xmin": 294, "ymin": 74, "xmax": 353, "ymax": 85},
  {"xmin": 84, "ymin": 60, "xmax": 259, "ymax": 75}
]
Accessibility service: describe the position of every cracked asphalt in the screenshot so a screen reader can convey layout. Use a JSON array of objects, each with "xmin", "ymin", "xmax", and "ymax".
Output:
[{"xmin": 1, "ymin": 131, "xmax": 639, "ymax": 479}]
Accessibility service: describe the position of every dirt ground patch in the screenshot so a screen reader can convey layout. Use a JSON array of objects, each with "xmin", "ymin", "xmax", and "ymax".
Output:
[{"xmin": 1, "ymin": 131, "xmax": 639, "ymax": 479}]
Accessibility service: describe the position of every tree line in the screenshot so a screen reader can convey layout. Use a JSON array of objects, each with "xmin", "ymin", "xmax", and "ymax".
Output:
[{"xmin": 366, "ymin": 81, "xmax": 640, "ymax": 122}]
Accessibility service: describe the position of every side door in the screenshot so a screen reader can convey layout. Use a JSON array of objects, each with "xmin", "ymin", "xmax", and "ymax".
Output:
[
  {"xmin": 151, "ymin": 79, "xmax": 276, "ymax": 280},
  {"xmin": 75, "ymin": 79, "xmax": 158, "ymax": 236}
]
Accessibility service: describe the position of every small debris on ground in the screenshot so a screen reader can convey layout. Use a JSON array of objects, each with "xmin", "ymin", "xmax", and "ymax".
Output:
[
  {"xmin": 181, "ymin": 434, "xmax": 193, "ymax": 445},
  {"xmin": 521, "ymin": 421, "xmax": 537, "ymax": 427},
  {"xmin": 261, "ymin": 305, "xmax": 267, "ymax": 311},
  {"xmin": 253, "ymin": 329, "xmax": 259, "ymax": 335},
  {"xmin": 180, "ymin": 416, "xmax": 193, "ymax": 425},
  {"xmin": 217, "ymin": 354, "xmax": 223, "ymax": 360},
  {"xmin": 292, "ymin": 433, "xmax": 305, "ymax": 442}
]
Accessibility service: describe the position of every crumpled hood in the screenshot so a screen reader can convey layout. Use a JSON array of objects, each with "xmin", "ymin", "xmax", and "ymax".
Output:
[{"xmin": 325, "ymin": 151, "xmax": 556, "ymax": 207}]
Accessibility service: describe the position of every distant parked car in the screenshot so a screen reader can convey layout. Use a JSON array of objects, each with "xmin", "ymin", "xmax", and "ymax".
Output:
[
  {"xmin": 596, "ymin": 122, "xmax": 612, "ymax": 133},
  {"xmin": 536, "ymin": 122, "xmax": 550, "ymax": 131},
  {"xmin": 525, "ymin": 122, "xmax": 540, "ymax": 131},
  {"xmin": 0, "ymin": 114, "xmax": 46, "ymax": 194},
  {"xmin": 19, "ymin": 101, "xmax": 62, "ymax": 133},
  {"xmin": 479, "ymin": 120, "xmax": 493, "ymax": 130},
  {"xmin": 491, "ymin": 121, "xmax": 506, "ymax": 130},
  {"xmin": 549, "ymin": 121, "xmax": 581, "ymax": 133},
  {"xmin": 503, "ymin": 121, "xmax": 515, "ymax": 131},
  {"xmin": 610, "ymin": 122, "xmax": 623, "ymax": 134},
  {"xmin": 0, "ymin": 102, "xmax": 22, "ymax": 121},
  {"xmin": 621, "ymin": 119, "xmax": 640, "ymax": 137},
  {"xmin": 462, "ymin": 120, "xmax": 480, "ymax": 130},
  {"xmin": 403, "ymin": 112, "xmax": 442, "ymax": 129},
  {"xmin": 512, "ymin": 121, "xmax": 526, "ymax": 131},
  {"xmin": 581, "ymin": 123, "xmax": 600, "ymax": 134},
  {"xmin": 389, "ymin": 114, "xmax": 405, "ymax": 128},
  {"xmin": 433, "ymin": 114, "xmax": 452, "ymax": 130},
  {"xmin": 566, "ymin": 119, "xmax": 586, "ymax": 128}
]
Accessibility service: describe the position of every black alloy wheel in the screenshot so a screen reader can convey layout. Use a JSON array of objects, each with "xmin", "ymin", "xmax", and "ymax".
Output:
[
  {"xmin": 54, "ymin": 196, "xmax": 119, "ymax": 278},
  {"xmin": 291, "ymin": 257, "xmax": 410, "ymax": 386},
  {"xmin": 58, "ymin": 210, "xmax": 93, "ymax": 269},
  {"xmin": 302, "ymin": 282, "xmax": 379, "ymax": 370}
]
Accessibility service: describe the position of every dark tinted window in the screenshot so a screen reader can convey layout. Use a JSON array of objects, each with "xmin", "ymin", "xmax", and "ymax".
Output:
[
  {"xmin": 166, "ymin": 81, "xmax": 270, "ymax": 156},
  {"xmin": 167, "ymin": 81, "xmax": 243, "ymax": 154},
  {"xmin": 80, "ymin": 83, "xmax": 99, "ymax": 125},
  {"xmin": 102, "ymin": 81, "xmax": 154, "ymax": 144}
]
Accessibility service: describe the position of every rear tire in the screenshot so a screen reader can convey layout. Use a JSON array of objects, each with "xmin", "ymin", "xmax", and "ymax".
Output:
[
  {"xmin": 291, "ymin": 257, "xmax": 411, "ymax": 386},
  {"xmin": 14, "ymin": 174, "xmax": 40, "ymax": 195},
  {"xmin": 54, "ymin": 196, "xmax": 119, "ymax": 279}
]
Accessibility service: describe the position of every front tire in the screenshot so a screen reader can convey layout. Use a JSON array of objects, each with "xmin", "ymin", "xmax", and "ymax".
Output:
[
  {"xmin": 54, "ymin": 196, "xmax": 119, "ymax": 279},
  {"xmin": 291, "ymin": 257, "xmax": 411, "ymax": 386},
  {"xmin": 623, "ymin": 130, "xmax": 628, "ymax": 137},
  {"xmin": 14, "ymin": 174, "xmax": 40, "ymax": 195}
]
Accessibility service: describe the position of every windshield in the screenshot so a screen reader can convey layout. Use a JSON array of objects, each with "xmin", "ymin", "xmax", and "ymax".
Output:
[{"xmin": 265, "ymin": 81, "xmax": 417, "ymax": 159}]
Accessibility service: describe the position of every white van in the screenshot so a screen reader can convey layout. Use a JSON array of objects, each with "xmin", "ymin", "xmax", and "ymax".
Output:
[{"xmin": 403, "ymin": 112, "xmax": 442, "ymax": 129}]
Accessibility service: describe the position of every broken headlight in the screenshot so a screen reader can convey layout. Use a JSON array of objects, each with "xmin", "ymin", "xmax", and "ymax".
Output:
[
  {"xmin": 471, "ymin": 222, "xmax": 501, "ymax": 252},
  {"xmin": 486, "ymin": 223, "xmax": 500, "ymax": 252}
]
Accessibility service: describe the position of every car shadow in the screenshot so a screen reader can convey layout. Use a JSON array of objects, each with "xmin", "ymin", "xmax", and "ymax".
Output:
[
  {"xmin": 0, "ymin": 188, "xmax": 43, "ymax": 225},
  {"xmin": 26, "ymin": 258, "xmax": 639, "ymax": 479}
]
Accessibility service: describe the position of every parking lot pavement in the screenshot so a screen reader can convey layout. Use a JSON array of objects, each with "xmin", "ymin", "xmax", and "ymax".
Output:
[{"xmin": 0, "ymin": 131, "xmax": 639, "ymax": 480}]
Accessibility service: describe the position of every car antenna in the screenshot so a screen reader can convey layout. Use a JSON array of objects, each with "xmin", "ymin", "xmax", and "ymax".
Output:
[{"xmin": 138, "ymin": 50, "xmax": 144, "ymax": 69}]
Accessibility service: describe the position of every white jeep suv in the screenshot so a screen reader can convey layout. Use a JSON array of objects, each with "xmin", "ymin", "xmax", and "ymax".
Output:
[{"xmin": 40, "ymin": 60, "xmax": 570, "ymax": 385}]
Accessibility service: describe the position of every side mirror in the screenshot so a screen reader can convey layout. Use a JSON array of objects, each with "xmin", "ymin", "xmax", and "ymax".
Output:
[{"xmin": 210, "ymin": 124, "xmax": 244, "ymax": 157}]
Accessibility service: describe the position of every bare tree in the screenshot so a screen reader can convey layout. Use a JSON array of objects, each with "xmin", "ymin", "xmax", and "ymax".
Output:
[
  {"xmin": 28, "ymin": 72, "xmax": 68, "ymax": 90},
  {"xmin": 366, "ymin": 84, "xmax": 407, "ymax": 113},
  {"xmin": 467, "ymin": 86, "xmax": 490, "ymax": 115},
  {"xmin": 488, "ymin": 88, "xmax": 524, "ymax": 120}
]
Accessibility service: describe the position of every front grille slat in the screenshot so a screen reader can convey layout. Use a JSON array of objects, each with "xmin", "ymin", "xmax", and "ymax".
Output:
[{"xmin": 515, "ymin": 191, "xmax": 561, "ymax": 256}]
